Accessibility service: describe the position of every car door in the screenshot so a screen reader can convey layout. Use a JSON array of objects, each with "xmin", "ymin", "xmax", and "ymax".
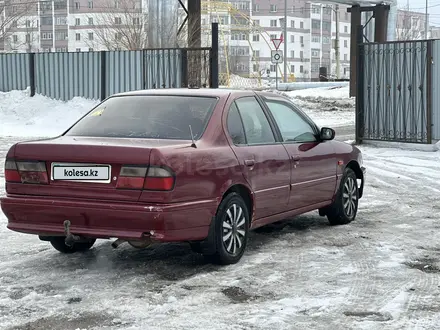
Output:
[
  {"xmin": 260, "ymin": 96, "xmax": 337, "ymax": 210},
  {"xmin": 225, "ymin": 96, "xmax": 291, "ymax": 220}
]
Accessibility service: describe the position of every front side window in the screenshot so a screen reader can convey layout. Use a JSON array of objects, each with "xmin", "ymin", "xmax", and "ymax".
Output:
[
  {"xmin": 235, "ymin": 97, "xmax": 275, "ymax": 144},
  {"xmin": 265, "ymin": 100, "xmax": 317, "ymax": 143},
  {"xmin": 65, "ymin": 96, "xmax": 217, "ymax": 140}
]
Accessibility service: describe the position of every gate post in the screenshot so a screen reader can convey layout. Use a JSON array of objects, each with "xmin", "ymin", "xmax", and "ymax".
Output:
[
  {"xmin": 210, "ymin": 22, "xmax": 219, "ymax": 88},
  {"xmin": 427, "ymin": 40, "xmax": 433, "ymax": 144},
  {"xmin": 355, "ymin": 25, "xmax": 365, "ymax": 144}
]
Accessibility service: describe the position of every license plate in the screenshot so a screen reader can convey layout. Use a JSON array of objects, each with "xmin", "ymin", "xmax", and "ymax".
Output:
[{"xmin": 52, "ymin": 163, "xmax": 111, "ymax": 182}]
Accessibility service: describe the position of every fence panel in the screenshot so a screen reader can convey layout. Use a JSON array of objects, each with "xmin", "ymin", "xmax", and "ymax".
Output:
[
  {"xmin": 0, "ymin": 53, "xmax": 30, "ymax": 92},
  {"xmin": 142, "ymin": 49, "xmax": 183, "ymax": 89},
  {"xmin": 35, "ymin": 52, "xmax": 101, "ymax": 101},
  {"xmin": 105, "ymin": 50, "xmax": 143, "ymax": 96},
  {"xmin": 359, "ymin": 41, "xmax": 432, "ymax": 144}
]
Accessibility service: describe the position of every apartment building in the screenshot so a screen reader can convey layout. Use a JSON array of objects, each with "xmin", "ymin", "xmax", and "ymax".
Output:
[{"xmin": 200, "ymin": 0, "xmax": 351, "ymax": 81}]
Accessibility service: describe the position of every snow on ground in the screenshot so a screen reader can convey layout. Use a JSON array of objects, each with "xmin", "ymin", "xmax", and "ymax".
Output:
[
  {"xmin": 0, "ymin": 89, "xmax": 98, "ymax": 137},
  {"xmin": 282, "ymin": 85, "xmax": 355, "ymax": 128},
  {"xmin": 1, "ymin": 89, "xmax": 440, "ymax": 329}
]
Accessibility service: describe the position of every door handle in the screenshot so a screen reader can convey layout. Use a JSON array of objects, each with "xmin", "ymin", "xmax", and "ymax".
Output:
[
  {"xmin": 292, "ymin": 155, "xmax": 301, "ymax": 162},
  {"xmin": 244, "ymin": 159, "xmax": 255, "ymax": 166}
]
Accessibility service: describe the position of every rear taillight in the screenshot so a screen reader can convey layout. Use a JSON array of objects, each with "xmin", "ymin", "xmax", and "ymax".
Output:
[
  {"xmin": 116, "ymin": 165, "xmax": 175, "ymax": 191},
  {"xmin": 144, "ymin": 167, "xmax": 175, "ymax": 191},
  {"xmin": 116, "ymin": 166, "xmax": 148, "ymax": 189},
  {"xmin": 5, "ymin": 159, "xmax": 21, "ymax": 183},
  {"xmin": 5, "ymin": 159, "xmax": 49, "ymax": 184}
]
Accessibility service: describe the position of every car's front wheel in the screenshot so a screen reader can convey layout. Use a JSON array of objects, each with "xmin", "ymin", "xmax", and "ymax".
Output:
[
  {"xmin": 326, "ymin": 168, "xmax": 359, "ymax": 225},
  {"xmin": 205, "ymin": 193, "xmax": 250, "ymax": 265},
  {"xmin": 50, "ymin": 237, "xmax": 96, "ymax": 254}
]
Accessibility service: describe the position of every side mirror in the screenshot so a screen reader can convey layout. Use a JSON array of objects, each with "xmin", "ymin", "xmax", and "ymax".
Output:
[{"xmin": 320, "ymin": 127, "xmax": 335, "ymax": 141}]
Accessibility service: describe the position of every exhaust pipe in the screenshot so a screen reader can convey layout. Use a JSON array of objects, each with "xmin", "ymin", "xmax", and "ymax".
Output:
[
  {"xmin": 63, "ymin": 220, "xmax": 82, "ymax": 247},
  {"xmin": 111, "ymin": 238, "xmax": 127, "ymax": 249}
]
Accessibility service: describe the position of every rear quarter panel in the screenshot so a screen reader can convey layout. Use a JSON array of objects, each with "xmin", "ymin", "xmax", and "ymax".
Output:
[{"xmin": 139, "ymin": 93, "xmax": 250, "ymax": 206}]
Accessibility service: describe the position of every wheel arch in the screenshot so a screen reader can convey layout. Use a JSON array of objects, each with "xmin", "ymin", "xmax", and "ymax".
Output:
[
  {"xmin": 221, "ymin": 184, "xmax": 254, "ymax": 222},
  {"xmin": 346, "ymin": 160, "xmax": 364, "ymax": 198}
]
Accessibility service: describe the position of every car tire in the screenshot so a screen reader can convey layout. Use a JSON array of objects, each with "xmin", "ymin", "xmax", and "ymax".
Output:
[
  {"xmin": 326, "ymin": 168, "xmax": 359, "ymax": 226},
  {"xmin": 205, "ymin": 193, "xmax": 250, "ymax": 265},
  {"xmin": 50, "ymin": 237, "xmax": 96, "ymax": 254}
]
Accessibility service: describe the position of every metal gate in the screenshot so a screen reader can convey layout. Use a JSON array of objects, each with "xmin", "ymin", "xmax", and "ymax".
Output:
[{"xmin": 357, "ymin": 40, "xmax": 432, "ymax": 144}]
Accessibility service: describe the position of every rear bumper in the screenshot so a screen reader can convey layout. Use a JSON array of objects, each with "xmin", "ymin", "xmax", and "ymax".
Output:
[{"xmin": 0, "ymin": 195, "xmax": 218, "ymax": 242}]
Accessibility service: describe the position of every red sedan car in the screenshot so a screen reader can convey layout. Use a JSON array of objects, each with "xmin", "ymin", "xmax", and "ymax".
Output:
[{"xmin": 1, "ymin": 89, "xmax": 365, "ymax": 265}]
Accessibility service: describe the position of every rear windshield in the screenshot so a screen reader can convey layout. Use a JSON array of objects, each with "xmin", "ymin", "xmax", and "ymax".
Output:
[{"xmin": 64, "ymin": 95, "xmax": 218, "ymax": 139}]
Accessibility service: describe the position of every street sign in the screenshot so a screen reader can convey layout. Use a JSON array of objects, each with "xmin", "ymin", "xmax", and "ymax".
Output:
[
  {"xmin": 271, "ymin": 50, "xmax": 283, "ymax": 64},
  {"xmin": 272, "ymin": 38, "xmax": 282, "ymax": 50}
]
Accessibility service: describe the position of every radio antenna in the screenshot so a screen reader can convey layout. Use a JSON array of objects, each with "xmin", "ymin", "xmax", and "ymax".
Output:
[{"xmin": 189, "ymin": 125, "xmax": 197, "ymax": 148}]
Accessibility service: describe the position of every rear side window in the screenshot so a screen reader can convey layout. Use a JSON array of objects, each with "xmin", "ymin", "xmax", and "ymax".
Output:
[
  {"xmin": 227, "ymin": 103, "xmax": 246, "ymax": 145},
  {"xmin": 65, "ymin": 95, "xmax": 218, "ymax": 139}
]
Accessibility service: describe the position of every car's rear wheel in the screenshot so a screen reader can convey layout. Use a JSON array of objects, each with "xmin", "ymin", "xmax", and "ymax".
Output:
[
  {"xmin": 204, "ymin": 193, "xmax": 249, "ymax": 265},
  {"xmin": 326, "ymin": 168, "xmax": 359, "ymax": 225},
  {"xmin": 50, "ymin": 237, "xmax": 96, "ymax": 254}
]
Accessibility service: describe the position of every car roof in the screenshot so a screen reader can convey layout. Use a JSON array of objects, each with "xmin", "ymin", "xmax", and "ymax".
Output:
[{"xmin": 113, "ymin": 88, "xmax": 252, "ymax": 98}]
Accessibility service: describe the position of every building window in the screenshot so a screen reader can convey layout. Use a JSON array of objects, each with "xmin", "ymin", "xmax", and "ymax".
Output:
[
  {"xmin": 76, "ymin": 48, "xmax": 81, "ymax": 52},
  {"xmin": 324, "ymin": 7, "xmax": 332, "ymax": 15},
  {"xmin": 344, "ymin": 26, "xmax": 348, "ymax": 33},
  {"xmin": 300, "ymin": 51, "xmax": 304, "ymax": 58},
  {"xmin": 311, "ymin": 49, "xmax": 320, "ymax": 57},
  {"xmin": 300, "ymin": 22, "xmax": 304, "ymax": 29},
  {"xmin": 312, "ymin": 35, "xmax": 320, "ymax": 43},
  {"xmin": 88, "ymin": 17, "xmax": 94, "ymax": 25},
  {"xmin": 253, "ymin": 19, "xmax": 260, "ymax": 26},
  {"xmin": 270, "ymin": 20, "xmax": 277, "ymax": 27},
  {"xmin": 344, "ymin": 40, "xmax": 348, "ymax": 47},
  {"xmin": 26, "ymin": 34, "xmax": 30, "ymax": 42},
  {"xmin": 290, "ymin": 20, "xmax": 294, "ymax": 28},
  {"xmin": 270, "ymin": 34, "xmax": 277, "ymax": 40},
  {"xmin": 252, "ymin": 4, "xmax": 259, "ymax": 12},
  {"xmin": 290, "ymin": 35, "xmax": 294, "ymax": 42},
  {"xmin": 323, "ymin": 36, "xmax": 330, "ymax": 44},
  {"xmin": 56, "ymin": 17, "xmax": 67, "ymax": 25},
  {"xmin": 133, "ymin": 18, "xmax": 140, "ymax": 25},
  {"xmin": 75, "ymin": 18, "xmax": 80, "ymax": 25},
  {"xmin": 270, "ymin": 4, "xmax": 277, "ymax": 12},
  {"xmin": 115, "ymin": 17, "xmax": 122, "ymax": 24},
  {"xmin": 323, "ymin": 22, "xmax": 331, "ymax": 31},
  {"xmin": 300, "ymin": 65, "xmax": 304, "ymax": 73},
  {"xmin": 253, "ymin": 50, "xmax": 260, "ymax": 59},
  {"xmin": 115, "ymin": 32, "xmax": 122, "ymax": 40},
  {"xmin": 55, "ymin": 32, "xmax": 68, "ymax": 40},
  {"xmin": 75, "ymin": 2, "xmax": 80, "ymax": 9},
  {"xmin": 290, "ymin": 50, "xmax": 295, "ymax": 58},
  {"xmin": 42, "ymin": 32, "xmax": 53, "ymax": 40},
  {"xmin": 88, "ymin": 1, "xmax": 93, "ymax": 8},
  {"xmin": 300, "ymin": 36, "xmax": 304, "ymax": 44},
  {"xmin": 26, "ymin": 20, "xmax": 31, "ymax": 27},
  {"xmin": 270, "ymin": 64, "xmax": 276, "ymax": 72},
  {"xmin": 312, "ymin": 5, "xmax": 320, "ymax": 14},
  {"xmin": 312, "ymin": 19, "xmax": 320, "ymax": 29},
  {"xmin": 88, "ymin": 32, "xmax": 94, "ymax": 40},
  {"xmin": 252, "ymin": 34, "xmax": 259, "ymax": 42},
  {"xmin": 76, "ymin": 33, "xmax": 81, "ymax": 41},
  {"xmin": 291, "ymin": 6, "xmax": 295, "ymax": 13},
  {"xmin": 290, "ymin": 65, "xmax": 295, "ymax": 72},
  {"xmin": 344, "ymin": 54, "xmax": 348, "ymax": 61},
  {"xmin": 89, "ymin": 48, "xmax": 94, "ymax": 52},
  {"xmin": 12, "ymin": 35, "xmax": 18, "ymax": 43},
  {"xmin": 253, "ymin": 64, "xmax": 259, "ymax": 72}
]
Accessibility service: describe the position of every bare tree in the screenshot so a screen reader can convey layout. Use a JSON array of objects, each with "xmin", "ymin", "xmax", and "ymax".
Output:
[
  {"xmin": 85, "ymin": 0, "xmax": 185, "ymax": 51},
  {"xmin": 396, "ymin": 9, "xmax": 424, "ymax": 41},
  {"xmin": 0, "ymin": 0, "xmax": 37, "ymax": 51}
]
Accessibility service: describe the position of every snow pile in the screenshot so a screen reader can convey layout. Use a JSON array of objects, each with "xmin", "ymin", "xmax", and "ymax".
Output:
[
  {"xmin": 0, "ymin": 89, "xmax": 99, "ymax": 137},
  {"xmin": 284, "ymin": 85, "xmax": 354, "ymax": 112}
]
